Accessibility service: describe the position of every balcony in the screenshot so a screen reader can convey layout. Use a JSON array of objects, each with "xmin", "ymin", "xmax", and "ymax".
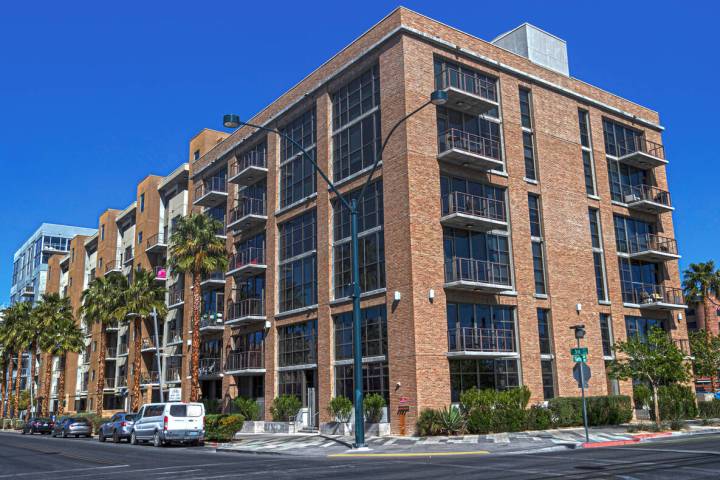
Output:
[
  {"xmin": 227, "ymin": 248, "xmax": 266, "ymax": 279},
  {"xmin": 117, "ymin": 344, "xmax": 129, "ymax": 357},
  {"xmin": 435, "ymin": 65, "xmax": 499, "ymax": 116},
  {"xmin": 225, "ymin": 350, "xmax": 265, "ymax": 375},
  {"xmin": 622, "ymin": 185, "xmax": 673, "ymax": 214},
  {"xmin": 106, "ymin": 322, "xmax": 119, "ymax": 332},
  {"xmin": 441, "ymin": 192, "xmax": 507, "ymax": 232},
  {"xmin": 105, "ymin": 347, "xmax": 118, "ymax": 359},
  {"xmin": 141, "ymin": 337, "xmax": 159, "ymax": 352},
  {"xmin": 622, "ymin": 284, "xmax": 686, "ymax": 310},
  {"xmin": 447, "ymin": 327, "xmax": 518, "ymax": 358},
  {"xmin": 21, "ymin": 285, "xmax": 34, "ymax": 297},
  {"xmin": 444, "ymin": 257, "xmax": 512, "ymax": 292},
  {"xmin": 615, "ymin": 137, "xmax": 667, "ymax": 169},
  {"xmin": 104, "ymin": 260, "xmax": 122, "ymax": 276},
  {"xmin": 226, "ymin": 197, "xmax": 267, "ymax": 233},
  {"xmin": 226, "ymin": 298, "xmax": 265, "ymax": 326},
  {"xmin": 229, "ymin": 150, "xmax": 267, "ymax": 187},
  {"xmin": 164, "ymin": 367, "xmax": 182, "ymax": 383},
  {"xmin": 199, "ymin": 314, "xmax": 224, "ymax": 333},
  {"xmin": 193, "ymin": 177, "xmax": 228, "ymax": 208},
  {"xmin": 437, "ymin": 129, "xmax": 503, "ymax": 171},
  {"xmin": 123, "ymin": 248, "xmax": 134, "ymax": 266},
  {"xmin": 166, "ymin": 330, "xmax": 183, "ymax": 345},
  {"xmin": 140, "ymin": 371, "xmax": 160, "ymax": 385},
  {"xmin": 200, "ymin": 271, "xmax": 225, "ymax": 288},
  {"xmin": 199, "ymin": 358, "xmax": 221, "ymax": 378},
  {"xmin": 116, "ymin": 376, "xmax": 127, "ymax": 388},
  {"xmin": 168, "ymin": 288, "xmax": 184, "ymax": 309},
  {"xmin": 145, "ymin": 232, "xmax": 167, "ymax": 254},
  {"xmin": 103, "ymin": 378, "xmax": 116, "ymax": 391},
  {"xmin": 153, "ymin": 265, "xmax": 168, "ymax": 281},
  {"xmin": 625, "ymin": 234, "xmax": 680, "ymax": 262}
]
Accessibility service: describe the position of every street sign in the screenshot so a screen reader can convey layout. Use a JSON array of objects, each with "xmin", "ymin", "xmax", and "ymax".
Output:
[
  {"xmin": 573, "ymin": 362, "xmax": 591, "ymax": 388},
  {"xmin": 573, "ymin": 354, "xmax": 588, "ymax": 363},
  {"xmin": 168, "ymin": 387, "xmax": 182, "ymax": 402},
  {"xmin": 571, "ymin": 347, "xmax": 588, "ymax": 356}
]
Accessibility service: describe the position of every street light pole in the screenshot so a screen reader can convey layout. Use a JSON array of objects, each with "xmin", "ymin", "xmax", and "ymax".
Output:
[
  {"xmin": 152, "ymin": 307, "xmax": 165, "ymax": 403},
  {"xmin": 222, "ymin": 88, "xmax": 447, "ymax": 448}
]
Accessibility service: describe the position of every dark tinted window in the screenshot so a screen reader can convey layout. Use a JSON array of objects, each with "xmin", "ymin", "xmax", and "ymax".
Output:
[
  {"xmin": 124, "ymin": 414, "xmax": 137, "ymax": 421},
  {"xmin": 169, "ymin": 405, "xmax": 187, "ymax": 417}
]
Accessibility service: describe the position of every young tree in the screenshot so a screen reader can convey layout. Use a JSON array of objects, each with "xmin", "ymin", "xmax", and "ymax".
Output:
[
  {"xmin": 683, "ymin": 262, "xmax": 720, "ymax": 330},
  {"xmin": 27, "ymin": 294, "xmax": 60, "ymax": 415},
  {"xmin": 608, "ymin": 327, "xmax": 690, "ymax": 428},
  {"xmin": 3, "ymin": 303, "xmax": 33, "ymax": 418},
  {"xmin": 0, "ymin": 311, "xmax": 17, "ymax": 418},
  {"xmin": 113, "ymin": 268, "xmax": 166, "ymax": 411},
  {"xmin": 689, "ymin": 329, "xmax": 720, "ymax": 394},
  {"xmin": 81, "ymin": 273, "xmax": 127, "ymax": 417},
  {"xmin": 168, "ymin": 213, "xmax": 228, "ymax": 402}
]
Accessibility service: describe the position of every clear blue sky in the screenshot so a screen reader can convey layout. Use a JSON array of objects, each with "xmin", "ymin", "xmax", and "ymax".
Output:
[{"xmin": 1, "ymin": 0, "xmax": 717, "ymax": 305}]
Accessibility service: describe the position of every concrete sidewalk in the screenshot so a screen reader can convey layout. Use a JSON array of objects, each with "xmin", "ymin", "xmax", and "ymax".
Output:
[{"xmin": 215, "ymin": 424, "xmax": 720, "ymax": 456}]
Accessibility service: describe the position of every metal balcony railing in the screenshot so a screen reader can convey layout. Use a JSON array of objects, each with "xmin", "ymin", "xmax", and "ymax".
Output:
[
  {"xmin": 199, "ymin": 358, "xmax": 221, "ymax": 376},
  {"xmin": 442, "ymin": 191, "xmax": 506, "ymax": 223},
  {"xmin": 116, "ymin": 376, "xmax": 127, "ymax": 388},
  {"xmin": 438, "ymin": 128, "xmax": 501, "ymax": 161},
  {"xmin": 228, "ymin": 247, "xmax": 265, "ymax": 271},
  {"xmin": 625, "ymin": 234, "xmax": 678, "ymax": 257},
  {"xmin": 117, "ymin": 343, "xmax": 128, "ymax": 356},
  {"xmin": 622, "ymin": 283, "xmax": 685, "ymax": 306},
  {"xmin": 104, "ymin": 378, "xmax": 116, "ymax": 389},
  {"xmin": 444, "ymin": 257, "xmax": 511, "ymax": 287},
  {"xmin": 228, "ymin": 197, "xmax": 267, "ymax": 225},
  {"xmin": 140, "ymin": 371, "xmax": 160, "ymax": 384},
  {"xmin": 106, "ymin": 322, "xmax": 119, "ymax": 331},
  {"xmin": 104, "ymin": 260, "xmax": 121, "ymax": 274},
  {"xmin": 141, "ymin": 337, "xmax": 159, "ymax": 351},
  {"xmin": 146, "ymin": 232, "xmax": 167, "ymax": 250},
  {"xmin": 201, "ymin": 271, "xmax": 225, "ymax": 283},
  {"xmin": 622, "ymin": 184, "xmax": 672, "ymax": 208},
  {"xmin": 194, "ymin": 176, "xmax": 227, "ymax": 199},
  {"xmin": 165, "ymin": 367, "xmax": 181, "ymax": 383},
  {"xmin": 225, "ymin": 350, "xmax": 264, "ymax": 372},
  {"xmin": 200, "ymin": 315, "xmax": 224, "ymax": 329},
  {"xmin": 123, "ymin": 247, "xmax": 134, "ymax": 265},
  {"xmin": 226, "ymin": 298, "xmax": 264, "ymax": 322},
  {"xmin": 613, "ymin": 135, "xmax": 665, "ymax": 160},
  {"xmin": 106, "ymin": 347, "xmax": 117, "ymax": 358},
  {"xmin": 166, "ymin": 330, "xmax": 182, "ymax": 344},
  {"xmin": 447, "ymin": 327, "xmax": 516, "ymax": 353},
  {"xmin": 230, "ymin": 148, "xmax": 266, "ymax": 176},
  {"xmin": 168, "ymin": 288, "xmax": 184, "ymax": 306},
  {"xmin": 435, "ymin": 65, "xmax": 498, "ymax": 103}
]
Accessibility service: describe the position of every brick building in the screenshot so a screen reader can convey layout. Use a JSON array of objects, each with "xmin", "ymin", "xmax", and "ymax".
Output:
[{"xmin": 39, "ymin": 8, "xmax": 686, "ymax": 434}]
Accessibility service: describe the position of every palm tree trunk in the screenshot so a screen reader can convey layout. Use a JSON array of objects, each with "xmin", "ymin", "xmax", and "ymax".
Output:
[
  {"xmin": 29, "ymin": 342, "xmax": 36, "ymax": 416},
  {"xmin": 4, "ymin": 354, "xmax": 12, "ymax": 418},
  {"xmin": 191, "ymin": 274, "xmax": 201, "ymax": 402},
  {"xmin": 95, "ymin": 326, "xmax": 106, "ymax": 417},
  {"xmin": 57, "ymin": 356, "xmax": 66, "ymax": 416},
  {"xmin": 0, "ymin": 360, "xmax": 5, "ymax": 418},
  {"xmin": 131, "ymin": 317, "xmax": 142, "ymax": 411},
  {"xmin": 13, "ymin": 352, "xmax": 22, "ymax": 418},
  {"xmin": 42, "ymin": 354, "xmax": 53, "ymax": 416}
]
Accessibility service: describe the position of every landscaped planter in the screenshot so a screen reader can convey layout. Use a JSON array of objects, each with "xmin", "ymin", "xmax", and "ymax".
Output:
[
  {"xmin": 364, "ymin": 422, "xmax": 391, "ymax": 437},
  {"xmin": 263, "ymin": 421, "xmax": 298, "ymax": 434},
  {"xmin": 320, "ymin": 421, "xmax": 352, "ymax": 436},
  {"xmin": 239, "ymin": 420, "xmax": 265, "ymax": 434}
]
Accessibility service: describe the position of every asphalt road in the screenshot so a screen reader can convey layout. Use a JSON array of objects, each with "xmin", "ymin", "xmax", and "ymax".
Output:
[{"xmin": 1, "ymin": 430, "xmax": 719, "ymax": 479}]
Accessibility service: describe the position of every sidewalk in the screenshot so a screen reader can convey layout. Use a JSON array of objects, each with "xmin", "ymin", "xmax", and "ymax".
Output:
[{"xmin": 215, "ymin": 424, "xmax": 720, "ymax": 457}]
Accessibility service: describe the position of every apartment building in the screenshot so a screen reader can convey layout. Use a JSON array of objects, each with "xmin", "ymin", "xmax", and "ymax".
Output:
[{"xmin": 36, "ymin": 8, "xmax": 686, "ymax": 434}]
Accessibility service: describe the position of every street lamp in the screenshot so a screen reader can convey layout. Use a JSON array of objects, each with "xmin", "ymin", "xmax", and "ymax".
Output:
[
  {"xmin": 223, "ymin": 88, "xmax": 447, "ymax": 448},
  {"xmin": 570, "ymin": 324, "xmax": 589, "ymax": 443}
]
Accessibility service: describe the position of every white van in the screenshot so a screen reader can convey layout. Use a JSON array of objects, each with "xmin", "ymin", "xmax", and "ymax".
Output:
[{"xmin": 130, "ymin": 402, "xmax": 205, "ymax": 447}]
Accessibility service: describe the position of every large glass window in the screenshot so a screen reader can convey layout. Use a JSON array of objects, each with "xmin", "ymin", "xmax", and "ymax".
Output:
[
  {"xmin": 335, "ymin": 362, "xmax": 389, "ymax": 406},
  {"xmin": 589, "ymin": 208, "xmax": 609, "ymax": 302},
  {"xmin": 446, "ymin": 303, "xmax": 515, "ymax": 353},
  {"xmin": 443, "ymin": 227, "xmax": 511, "ymax": 285},
  {"xmin": 619, "ymin": 258, "xmax": 661, "ymax": 304},
  {"xmin": 607, "ymin": 156, "xmax": 648, "ymax": 203},
  {"xmin": 334, "ymin": 305, "xmax": 387, "ymax": 360},
  {"xmin": 278, "ymin": 211, "xmax": 317, "ymax": 312},
  {"xmin": 278, "ymin": 320, "xmax": 317, "ymax": 367},
  {"xmin": 603, "ymin": 118, "xmax": 643, "ymax": 158},
  {"xmin": 600, "ymin": 313, "xmax": 613, "ymax": 357},
  {"xmin": 624, "ymin": 316, "xmax": 664, "ymax": 342},
  {"xmin": 579, "ymin": 110, "xmax": 597, "ymax": 196},
  {"xmin": 519, "ymin": 88, "xmax": 537, "ymax": 180},
  {"xmin": 613, "ymin": 215, "xmax": 654, "ymax": 254},
  {"xmin": 332, "ymin": 182, "xmax": 385, "ymax": 298},
  {"xmin": 528, "ymin": 194, "xmax": 546, "ymax": 294},
  {"xmin": 541, "ymin": 359, "xmax": 556, "ymax": 400},
  {"xmin": 279, "ymin": 108, "xmax": 317, "ymax": 207},
  {"xmin": 440, "ymin": 175, "xmax": 506, "ymax": 219},
  {"xmin": 436, "ymin": 106, "xmax": 502, "ymax": 163},
  {"xmin": 434, "ymin": 59, "xmax": 498, "ymax": 105},
  {"xmin": 537, "ymin": 309, "xmax": 552, "ymax": 355},
  {"xmin": 449, "ymin": 359, "xmax": 519, "ymax": 402},
  {"xmin": 332, "ymin": 65, "xmax": 381, "ymax": 181}
]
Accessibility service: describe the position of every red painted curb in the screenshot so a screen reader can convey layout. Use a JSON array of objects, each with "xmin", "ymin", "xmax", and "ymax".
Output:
[
  {"xmin": 581, "ymin": 439, "xmax": 640, "ymax": 448},
  {"xmin": 631, "ymin": 432, "xmax": 673, "ymax": 440}
]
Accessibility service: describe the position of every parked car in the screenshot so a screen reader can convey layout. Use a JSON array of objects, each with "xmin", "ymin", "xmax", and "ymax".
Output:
[
  {"xmin": 21, "ymin": 417, "xmax": 54, "ymax": 435},
  {"xmin": 98, "ymin": 413, "xmax": 137, "ymax": 443},
  {"xmin": 52, "ymin": 417, "xmax": 91, "ymax": 438},
  {"xmin": 130, "ymin": 402, "xmax": 205, "ymax": 447}
]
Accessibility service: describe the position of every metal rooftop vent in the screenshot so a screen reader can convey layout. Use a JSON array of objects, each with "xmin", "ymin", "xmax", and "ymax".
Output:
[{"xmin": 491, "ymin": 23, "xmax": 569, "ymax": 76}]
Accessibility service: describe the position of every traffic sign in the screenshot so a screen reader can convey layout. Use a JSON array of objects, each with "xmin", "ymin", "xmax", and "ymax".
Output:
[
  {"xmin": 573, "ymin": 362, "xmax": 591, "ymax": 388},
  {"xmin": 571, "ymin": 347, "xmax": 588, "ymax": 356},
  {"xmin": 573, "ymin": 354, "xmax": 588, "ymax": 363},
  {"xmin": 168, "ymin": 387, "xmax": 182, "ymax": 402}
]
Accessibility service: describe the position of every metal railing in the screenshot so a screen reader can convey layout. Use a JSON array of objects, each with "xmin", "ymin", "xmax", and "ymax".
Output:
[
  {"xmin": 225, "ymin": 350, "xmax": 264, "ymax": 372},
  {"xmin": 199, "ymin": 358, "xmax": 221, "ymax": 376},
  {"xmin": 614, "ymin": 135, "xmax": 665, "ymax": 160},
  {"xmin": 194, "ymin": 176, "xmax": 227, "ymax": 199},
  {"xmin": 447, "ymin": 327, "xmax": 516, "ymax": 353},
  {"xmin": 228, "ymin": 197, "xmax": 267, "ymax": 225},
  {"xmin": 622, "ymin": 283, "xmax": 684, "ymax": 306},
  {"xmin": 146, "ymin": 232, "xmax": 167, "ymax": 250},
  {"xmin": 140, "ymin": 371, "xmax": 160, "ymax": 384},
  {"xmin": 123, "ymin": 247, "xmax": 134, "ymax": 265},
  {"xmin": 442, "ymin": 191, "xmax": 506, "ymax": 222},
  {"xmin": 116, "ymin": 376, "xmax": 127, "ymax": 388},
  {"xmin": 141, "ymin": 337, "xmax": 158, "ymax": 350},
  {"xmin": 104, "ymin": 378, "xmax": 116, "ymax": 389},
  {"xmin": 230, "ymin": 148, "xmax": 266, "ymax": 176},
  {"xmin": 438, "ymin": 128, "xmax": 501, "ymax": 161},
  {"xmin": 435, "ymin": 65, "xmax": 497, "ymax": 102},
  {"xmin": 622, "ymin": 184, "xmax": 672, "ymax": 208},
  {"xmin": 106, "ymin": 322, "xmax": 119, "ymax": 331},
  {"xmin": 228, "ymin": 247, "xmax": 265, "ymax": 271},
  {"xmin": 117, "ymin": 343, "xmax": 128, "ymax": 356},
  {"xmin": 444, "ymin": 257, "xmax": 511, "ymax": 286},
  {"xmin": 104, "ymin": 260, "xmax": 121, "ymax": 273},
  {"xmin": 201, "ymin": 271, "xmax": 225, "ymax": 283},
  {"xmin": 200, "ymin": 315, "xmax": 224, "ymax": 329},
  {"xmin": 165, "ymin": 367, "xmax": 181, "ymax": 382},
  {"xmin": 168, "ymin": 287, "xmax": 184, "ymax": 305},
  {"xmin": 166, "ymin": 330, "xmax": 182, "ymax": 344},
  {"xmin": 106, "ymin": 347, "xmax": 117, "ymax": 358},
  {"xmin": 625, "ymin": 233, "xmax": 678, "ymax": 256},
  {"xmin": 227, "ymin": 298, "xmax": 264, "ymax": 321}
]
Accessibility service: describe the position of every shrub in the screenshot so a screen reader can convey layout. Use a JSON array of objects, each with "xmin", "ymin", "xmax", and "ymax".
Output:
[
  {"xmin": 438, "ymin": 406, "xmax": 464, "ymax": 435},
  {"xmin": 548, "ymin": 395, "xmax": 632, "ymax": 428},
  {"xmin": 416, "ymin": 409, "xmax": 443, "ymax": 436},
  {"xmin": 232, "ymin": 397, "xmax": 261, "ymax": 421},
  {"xmin": 633, "ymin": 384, "xmax": 652, "ymax": 409},
  {"xmin": 203, "ymin": 398, "xmax": 222, "ymax": 414},
  {"xmin": 460, "ymin": 387, "xmax": 531, "ymax": 434},
  {"xmin": 548, "ymin": 397, "xmax": 583, "ymax": 427},
  {"xmin": 527, "ymin": 405, "xmax": 553, "ymax": 430},
  {"xmin": 657, "ymin": 384, "xmax": 697, "ymax": 421},
  {"xmin": 363, "ymin": 394, "xmax": 386, "ymax": 423},
  {"xmin": 699, "ymin": 399, "xmax": 720, "ymax": 419},
  {"xmin": 205, "ymin": 414, "xmax": 244, "ymax": 442},
  {"xmin": 270, "ymin": 395, "xmax": 302, "ymax": 422},
  {"xmin": 328, "ymin": 396, "xmax": 353, "ymax": 423}
]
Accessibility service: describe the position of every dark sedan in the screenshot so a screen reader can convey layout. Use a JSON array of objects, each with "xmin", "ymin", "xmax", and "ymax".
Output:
[
  {"xmin": 21, "ymin": 418, "xmax": 54, "ymax": 435},
  {"xmin": 51, "ymin": 417, "xmax": 91, "ymax": 438},
  {"xmin": 98, "ymin": 413, "xmax": 137, "ymax": 443}
]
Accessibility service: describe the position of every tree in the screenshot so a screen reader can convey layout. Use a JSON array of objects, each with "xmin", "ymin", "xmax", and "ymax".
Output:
[
  {"xmin": 2, "ymin": 302, "xmax": 33, "ymax": 418},
  {"xmin": 27, "ymin": 294, "xmax": 60, "ymax": 415},
  {"xmin": 81, "ymin": 273, "xmax": 127, "ymax": 417},
  {"xmin": 40, "ymin": 305, "xmax": 84, "ymax": 416},
  {"xmin": 683, "ymin": 262, "xmax": 720, "ymax": 330},
  {"xmin": 113, "ymin": 268, "xmax": 167, "ymax": 411},
  {"xmin": 689, "ymin": 329, "xmax": 720, "ymax": 394},
  {"xmin": 0, "ymin": 311, "xmax": 17, "ymax": 418},
  {"xmin": 608, "ymin": 327, "xmax": 690, "ymax": 428},
  {"xmin": 168, "ymin": 213, "xmax": 228, "ymax": 402}
]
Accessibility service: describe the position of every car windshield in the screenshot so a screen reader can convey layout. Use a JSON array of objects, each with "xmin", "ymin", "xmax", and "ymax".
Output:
[
  {"xmin": 124, "ymin": 414, "xmax": 137, "ymax": 421},
  {"xmin": 70, "ymin": 418, "xmax": 88, "ymax": 424},
  {"xmin": 169, "ymin": 404, "xmax": 202, "ymax": 417}
]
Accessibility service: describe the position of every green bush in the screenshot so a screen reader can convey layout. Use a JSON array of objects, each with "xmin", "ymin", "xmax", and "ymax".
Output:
[
  {"xmin": 363, "ymin": 394, "xmax": 386, "ymax": 423},
  {"xmin": 699, "ymin": 400, "xmax": 720, "ymax": 419},
  {"xmin": 461, "ymin": 387, "xmax": 531, "ymax": 434},
  {"xmin": 633, "ymin": 384, "xmax": 652, "ymax": 409},
  {"xmin": 232, "ymin": 397, "xmax": 261, "ymax": 421},
  {"xmin": 328, "ymin": 396, "xmax": 353, "ymax": 423},
  {"xmin": 657, "ymin": 384, "xmax": 697, "ymax": 421},
  {"xmin": 270, "ymin": 395, "xmax": 302, "ymax": 422},
  {"xmin": 203, "ymin": 398, "xmax": 222, "ymax": 414},
  {"xmin": 527, "ymin": 405, "xmax": 553, "ymax": 430},
  {"xmin": 205, "ymin": 413, "xmax": 244, "ymax": 442},
  {"xmin": 548, "ymin": 395, "xmax": 632, "ymax": 428},
  {"xmin": 438, "ymin": 406, "xmax": 464, "ymax": 435},
  {"xmin": 416, "ymin": 409, "xmax": 443, "ymax": 436}
]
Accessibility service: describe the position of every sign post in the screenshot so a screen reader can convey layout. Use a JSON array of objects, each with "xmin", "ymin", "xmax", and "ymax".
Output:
[{"xmin": 570, "ymin": 325, "xmax": 590, "ymax": 444}]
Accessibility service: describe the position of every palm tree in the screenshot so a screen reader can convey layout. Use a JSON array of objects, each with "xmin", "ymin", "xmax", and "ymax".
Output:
[
  {"xmin": 0, "ymin": 313, "xmax": 15, "ymax": 418},
  {"xmin": 113, "ymin": 268, "xmax": 167, "ymax": 411},
  {"xmin": 81, "ymin": 273, "xmax": 127, "ymax": 417},
  {"xmin": 26, "ymin": 294, "xmax": 58, "ymax": 415},
  {"xmin": 39, "ymin": 305, "xmax": 84, "ymax": 416},
  {"xmin": 168, "ymin": 213, "xmax": 228, "ymax": 401},
  {"xmin": 683, "ymin": 262, "xmax": 720, "ymax": 330},
  {"xmin": 3, "ymin": 302, "xmax": 33, "ymax": 418}
]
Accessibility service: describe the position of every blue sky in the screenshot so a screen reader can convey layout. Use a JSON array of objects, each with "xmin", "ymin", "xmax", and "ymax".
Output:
[{"xmin": 1, "ymin": 0, "xmax": 717, "ymax": 304}]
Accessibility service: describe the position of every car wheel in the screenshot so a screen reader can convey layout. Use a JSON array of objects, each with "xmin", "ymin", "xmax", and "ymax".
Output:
[
  {"xmin": 21, "ymin": 429, "xmax": 25, "ymax": 435},
  {"xmin": 112, "ymin": 430, "xmax": 120, "ymax": 443},
  {"xmin": 130, "ymin": 431, "xmax": 138, "ymax": 445},
  {"xmin": 98, "ymin": 431, "xmax": 105, "ymax": 442},
  {"xmin": 152, "ymin": 431, "xmax": 163, "ymax": 448}
]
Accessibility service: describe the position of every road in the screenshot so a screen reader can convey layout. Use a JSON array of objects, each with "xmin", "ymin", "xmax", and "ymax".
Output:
[{"xmin": 0, "ymin": 430, "xmax": 719, "ymax": 479}]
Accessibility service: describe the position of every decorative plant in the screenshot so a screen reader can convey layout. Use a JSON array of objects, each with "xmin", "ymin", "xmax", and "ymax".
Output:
[
  {"xmin": 232, "ymin": 396, "xmax": 261, "ymax": 421},
  {"xmin": 363, "ymin": 393, "xmax": 386, "ymax": 423},
  {"xmin": 328, "ymin": 396, "xmax": 353, "ymax": 423},
  {"xmin": 270, "ymin": 394, "xmax": 302, "ymax": 422}
]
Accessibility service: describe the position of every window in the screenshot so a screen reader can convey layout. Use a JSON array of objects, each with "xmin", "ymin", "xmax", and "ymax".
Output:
[
  {"xmin": 625, "ymin": 316, "xmax": 664, "ymax": 342},
  {"xmin": 101, "ymin": 225, "xmax": 105, "ymax": 241},
  {"xmin": 278, "ymin": 211, "xmax": 317, "ymax": 312},
  {"xmin": 334, "ymin": 305, "xmax": 387, "ymax": 360},
  {"xmin": 137, "ymin": 231, "xmax": 142, "ymax": 246},
  {"xmin": 603, "ymin": 119, "xmax": 642, "ymax": 158},
  {"xmin": 449, "ymin": 359, "xmax": 519, "ymax": 402},
  {"xmin": 520, "ymin": 89, "xmax": 537, "ymax": 180},
  {"xmin": 537, "ymin": 309, "xmax": 552, "ymax": 355},
  {"xmin": 193, "ymin": 149, "xmax": 200, "ymax": 161},
  {"xmin": 528, "ymin": 194, "xmax": 546, "ymax": 294},
  {"xmin": 600, "ymin": 313, "xmax": 613, "ymax": 357},
  {"xmin": 434, "ymin": 59, "xmax": 498, "ymax": 104},
  {"xmin": 278, "ymin": 320, "xmax": 317, "ymax": 367},
  {"xmin": 279, "ymin": 108, "xmax": 317, "ymax": 207},
  {"xmin": 332, "ymin": 181, "xmax": 385, "ymax": 298},
  {"xmin": 519, "ymin": 88, "xmax": 532, "ymax": 129},
  {"xmin": 579, "ymin": 110, "xmax": 597, "ymax": 196},
  {"xmin": 588, "ymin": 208, "xmax": 609, "ymax": 302},
  {"xmin": 332, "ymin": 65, "xmax": 381, "ymax": 181},
  {"xmin": 140, "ymin": 193, "xmax": 145, "ymax": 212},
  {"xmin": 541, "ymin": 359, "xmax": 556, "ymax": 400},
  {"xmin": 443, "ymin": 228, "xmax": 511, "ymax": 286},
  {"xmin": 335, "ymin": 362, "xmax": 389, "ymax": 406},
  {"xmin": 613, "ymin": 215, "xmax": 654, "ymax": 254},
  {"xmin": 440, "ymin": 175, "xmax": 506, "ymax": 220},
  {"xmin": 446, "ymin": 303, "xmax": 515, "ymax": 353},
  {"xmin": 618, "ymin": 258, "xmax": 661, "ymax": 304}
]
